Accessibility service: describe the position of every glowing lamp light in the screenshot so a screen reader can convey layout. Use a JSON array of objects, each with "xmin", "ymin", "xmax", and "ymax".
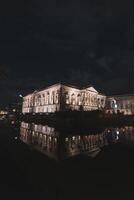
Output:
[{"xmin": 115, "ymin": 104, "xmax": 118, "ymax": 108}]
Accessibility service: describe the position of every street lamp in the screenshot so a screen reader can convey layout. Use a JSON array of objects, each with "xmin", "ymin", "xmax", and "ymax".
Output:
[{"xmin": 19, "ymin": 94, "xmax": 23, "ymax": 98}]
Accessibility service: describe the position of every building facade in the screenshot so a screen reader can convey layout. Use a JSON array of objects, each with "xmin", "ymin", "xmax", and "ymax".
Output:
[
  {"xmin": 22, "ymin": 83, "xmax": 106, "ymax": 114},
  {"xmin": 106, "ymin": 94, "xmax": 134, "ymax": 115}
]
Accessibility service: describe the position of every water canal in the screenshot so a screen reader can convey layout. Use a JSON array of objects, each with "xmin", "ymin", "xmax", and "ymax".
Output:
[{"xmin": 0, "ymin": 120, "xmax": 134, "ymax": 200}]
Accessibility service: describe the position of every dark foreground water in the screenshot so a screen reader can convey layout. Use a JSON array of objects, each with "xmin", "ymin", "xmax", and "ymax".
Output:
[{"xmin": 1, "ymin": 121, "xmax": 134, "ymax": 200}]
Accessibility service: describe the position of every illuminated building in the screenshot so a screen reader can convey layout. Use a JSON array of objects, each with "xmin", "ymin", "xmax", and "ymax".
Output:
[
  {"xmin": 106, "ymin": 94, "xmax": 134, "ymax": 115},
  {"xmin": 22, "ymin": 83, "xmax": 106, "ymax": 114},
  {"xmin": 0, "ymin": 110, "xmax": 8, "ymax": 115}
]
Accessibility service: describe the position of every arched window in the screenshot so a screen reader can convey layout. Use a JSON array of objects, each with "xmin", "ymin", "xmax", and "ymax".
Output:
[
  {"xmin": 81, "ymin": 92, "xmax": 85, "ymax": 104},
  {"xmin": 88, "ymin": 93, "xmax": 91, "ymax": 105},
  {"xmin": 91, "ymin": 95, "xmax": 94, "ymax": 104},
  {"xmin": 66, "ymin": 92, "xmax": 69, "ymax": 104},
  {"xmin": 55, "ymin": 90, "xmax": 59, "ymax": 104},
  {"xmin": 101, "ymin": 99, "xmax": 104, "ymax": 107},
  {"xmin": 40, "ymin": 95, "xmax": 43, "ymax": 106},
  {"xmin": 85, "ymin": 93, "xmax": 88, "ymax": 105},
  {"xmin": 27, "ymin": 99, "xmax": 29, "ymax": 107},
  {"xmin": 51, "ymin": 91, "xmax": 54, "ymax": 104},
  {"xmin": 42, "ymin": 94, "xmax": 45, "ymax": 105},
  {"xmin": 71, "ymin": 93, "xmax": 75, "ymax": 105},
  {"xmin": 46, "ymin": 92, "xmax": 50, "ymax": 104},
  {"xmin": 77, "ymin": 94, "xmax": 81, "ymax": 105},
  {"xmin": 97, "ymin": 98, "xmax": 100, "ymax": 108},
  {"xmin": 38, "ymin": 95, "xmax": 41, "ymax": 106},
  {"xmin": 30, "ymin": 97, "xmax": 33, "ymax": 107}
]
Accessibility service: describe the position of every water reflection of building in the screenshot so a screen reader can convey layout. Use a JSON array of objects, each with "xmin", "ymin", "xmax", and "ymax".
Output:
[
  {"xmin": 107, "ymin": 126, "xmax": 134, "ymax": 144},
  {"xmin": 64, "ymin": 134, "xmax": 108, "ymax": 158},
  {"xmin": 20, "ymin": 122, "xmax": 134, "ymax": 160},
  {"xmin": 22, "ymin": 83, "xmax": 106, "ymax": 114},
  {"xmin": 20, "ymin": 122, "xmax": 110, "ymax": 160},
  {"xmin": 20, "ymin": 122, "xmax": 59, "ymax": 160},
  {"xmin": 106, "ymin": 94, "xmax": 134, "ymax": 115}
]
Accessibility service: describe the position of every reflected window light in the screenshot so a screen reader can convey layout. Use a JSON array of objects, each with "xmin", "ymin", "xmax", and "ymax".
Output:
[
  {"xmin": 116, "ymin": 136, "xmax": 119, "ymax": 140},
  {"xmin": 116, "ymin": 130, "xmax": 120, "ymax": 135},
  {"xmin": 72, "ymin": 136, "xmax": 75, "ymax": 140}
]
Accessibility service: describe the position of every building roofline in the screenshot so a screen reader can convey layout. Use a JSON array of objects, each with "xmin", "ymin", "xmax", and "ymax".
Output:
[
  {"xmin": 23, "ymin": 83, "xmax": 62, "ymax": 97},
  {"xmin": 23, "ymin": 82, "xmax": 105, "ymax": 98},
  {"xmin": 37, "ymin": 83, "xmax": 62, "ymax": 92}
]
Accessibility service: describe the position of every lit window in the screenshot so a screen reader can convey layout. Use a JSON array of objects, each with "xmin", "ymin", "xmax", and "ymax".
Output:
[
  {"xmin": 71, "ymin": 94, "xmax": 75, "ymax": 105},
  {"xmin": 77, "ymin": 94, "xmax": 81, "ymax": 105},
  {"xmin": 65, "ymin": 92, "xmax": 69, "ymax": 104}
]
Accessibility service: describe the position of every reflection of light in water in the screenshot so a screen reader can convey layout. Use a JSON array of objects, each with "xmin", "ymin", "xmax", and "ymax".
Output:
[
  {"xmin": 72, "ymin": 136, "xmax": 75, "ymax": 140},
  {"xmin": 86, "ymin": 148, "xmax": 101, "ymax": 158},
  {"xmin": 116, "ymin": 131, "xmax": 120, "ymax": 135},
  {"xmin": 116, "ymin": 136, "xmax": 119, "ymax": 140}
]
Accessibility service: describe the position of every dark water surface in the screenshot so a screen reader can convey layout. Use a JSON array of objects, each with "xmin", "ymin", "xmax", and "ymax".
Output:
[{"xmin": 0, "ymin": 121, "xmax": 134, "ymax": 200}]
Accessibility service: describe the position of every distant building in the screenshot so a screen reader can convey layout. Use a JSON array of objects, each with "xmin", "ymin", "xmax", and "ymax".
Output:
[
  {"xmin": 106, "ymin": 94, "xmax": 134, "ymax": 115},
  {"xmin": 0, "ymin": 109, "xmax": 8, "ymax": 115},
  {"xmin": 22, "ymin": 83, "xmax": 106, "ymax": 114},
  {"xmin": 6, "ymin": 103, "xmax": 22, "ymax": 115}
]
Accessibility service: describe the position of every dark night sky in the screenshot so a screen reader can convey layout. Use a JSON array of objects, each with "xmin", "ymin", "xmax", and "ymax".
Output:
[{"xmin": 0, "ymin": 0, "xmax": 134, "ymax": 105}]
